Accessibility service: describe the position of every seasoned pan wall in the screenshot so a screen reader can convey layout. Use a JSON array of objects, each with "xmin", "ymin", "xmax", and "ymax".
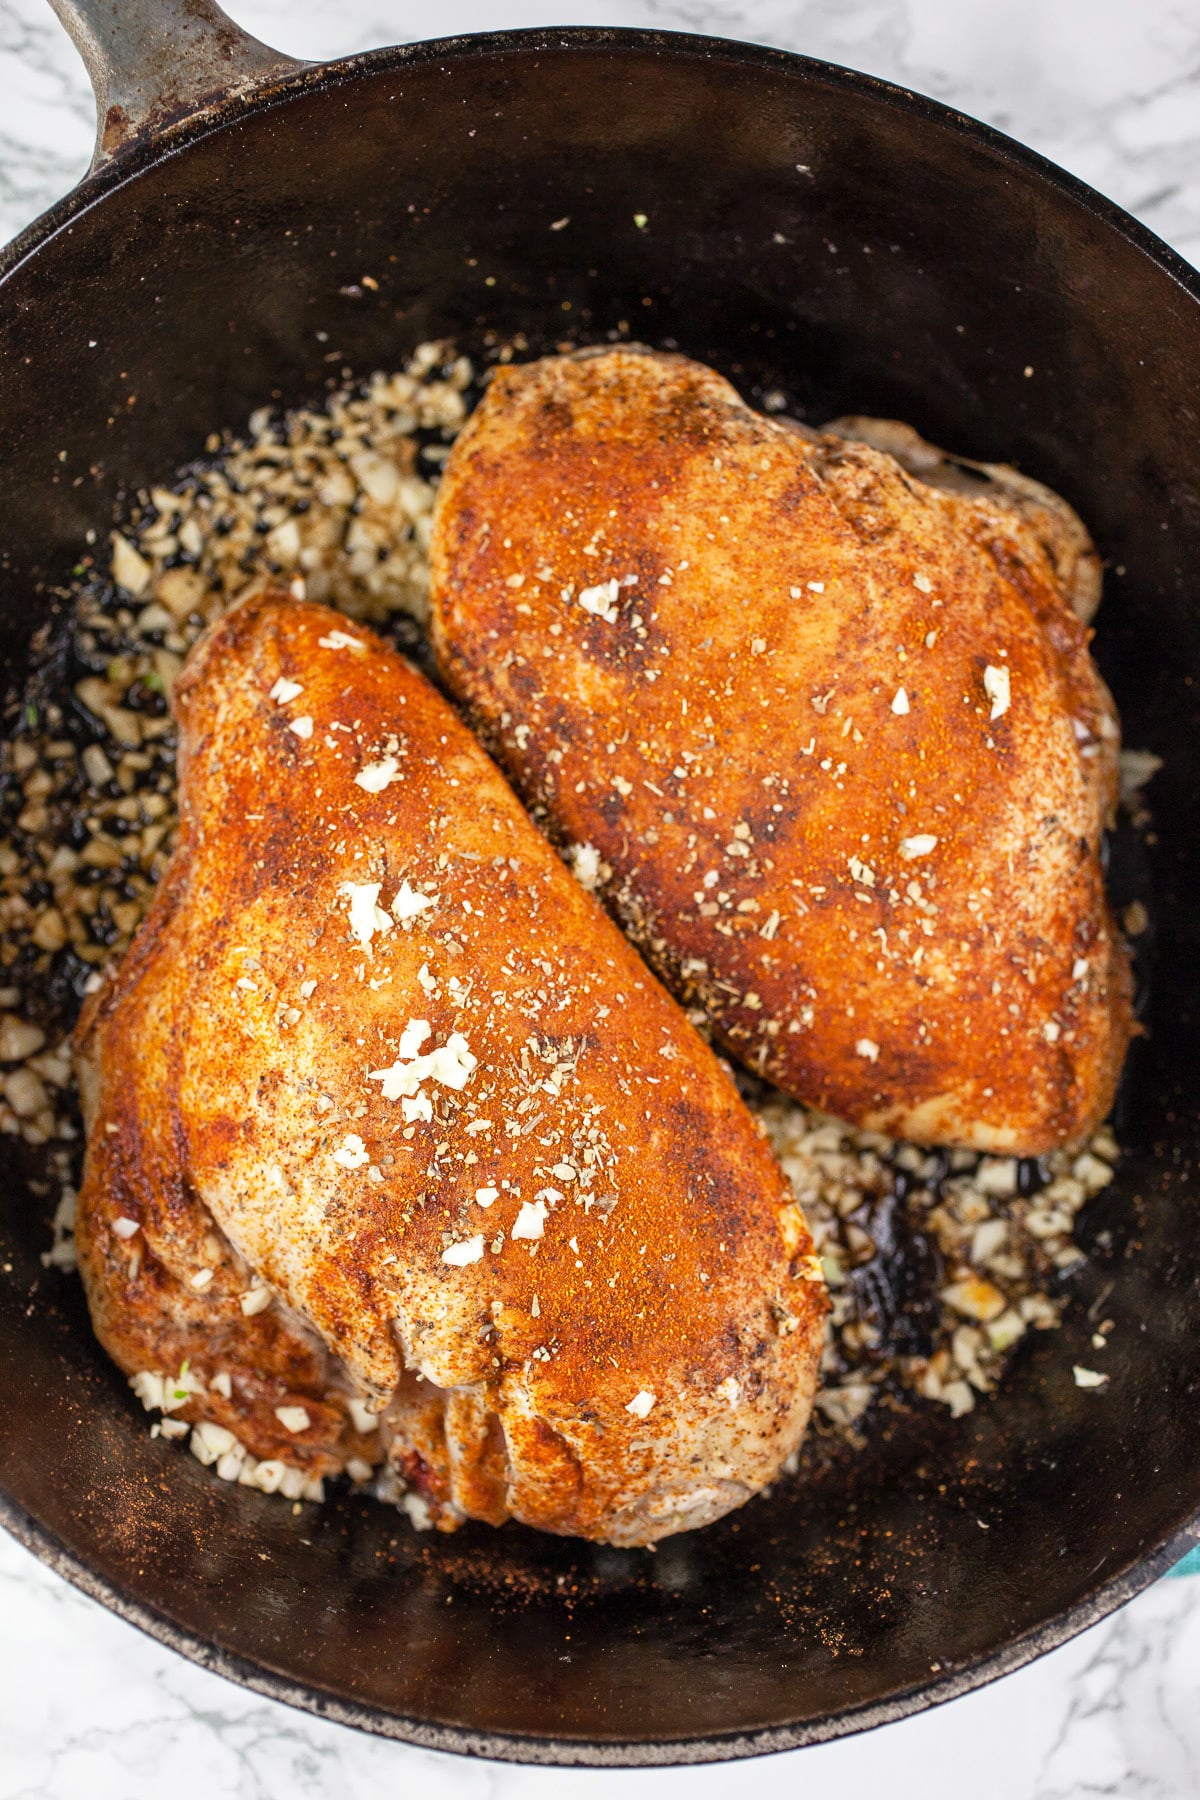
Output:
[{"xmin": 1, "ymin": 32, "xmax": 1199, "ymax": 1762}]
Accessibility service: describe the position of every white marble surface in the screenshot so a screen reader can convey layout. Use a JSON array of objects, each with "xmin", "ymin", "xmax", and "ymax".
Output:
[
  {"xmin": 4, "ymin": 1528, "xmax": 1200, "ymax": 1798},
  {"xmin": 3, "ymin": 0, "xmax": 1200, "ymax": 1794}
]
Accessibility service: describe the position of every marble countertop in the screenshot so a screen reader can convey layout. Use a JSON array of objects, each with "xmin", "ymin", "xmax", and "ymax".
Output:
[{"xmin": 2, "ymin": 1, "xmax": 1199, "ymax": 1794}]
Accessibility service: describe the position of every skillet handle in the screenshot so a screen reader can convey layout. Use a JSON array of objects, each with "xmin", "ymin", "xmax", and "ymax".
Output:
[{"xmin": 47, "ymin": 0, "xmax": 306, "ymax": 170}]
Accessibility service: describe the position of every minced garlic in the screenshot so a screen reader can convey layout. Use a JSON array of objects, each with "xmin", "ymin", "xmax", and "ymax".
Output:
[
  {"xmin": 443, "ymin": 1235, "xmax": 484, "ymax": 1267},
  {"xmin": 339, "ymin": 880, "xmax": 392, "ymax": 949},
  {"xmin": 983, "ymin": 663, "xmax": 1011, "ymax": 720},
  {"xmin": 355, "ymin": 755, "xmax": 402, "ymax": 793},
  {"xmin": 331, "ymin": 1133, "xmax": 370, "ymax": 1169}
]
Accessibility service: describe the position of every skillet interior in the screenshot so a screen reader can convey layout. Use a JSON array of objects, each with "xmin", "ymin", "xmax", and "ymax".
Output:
[{"xmin": 1, "ymin": 30, "xmax": 1199, "ymax": 1765}]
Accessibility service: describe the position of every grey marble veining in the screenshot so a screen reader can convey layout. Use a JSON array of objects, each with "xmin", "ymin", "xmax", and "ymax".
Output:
[
  {"xmin": 2, "ymin": 1, "xmax": 1200, "ymax": 1794},
  {"xmin": 4, "ymin": 1526, "xmax": 1200, "ymax": 1800},
  {"xmin": 1033, "ymin": 1580, "xmax": 1200, "ymax": 1800}
]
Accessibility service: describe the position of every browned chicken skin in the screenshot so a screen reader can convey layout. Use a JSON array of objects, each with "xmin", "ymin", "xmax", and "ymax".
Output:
[
  {"xmin": 430, "ymin": 348, "xmax": 1133, "ymax": 1154},
  {"xmin": 74, "ymin": 591, "xmax": 827, "ymax": 1544},
  {"xmin": 819, "ymin": 414, "xmax": 1104, "ymax": 628}
]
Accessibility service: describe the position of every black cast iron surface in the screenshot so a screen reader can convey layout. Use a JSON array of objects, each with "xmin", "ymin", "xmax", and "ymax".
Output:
[{"xmin": 1, "ymin": 29, "xmax": 1200, "ymax": 1765}]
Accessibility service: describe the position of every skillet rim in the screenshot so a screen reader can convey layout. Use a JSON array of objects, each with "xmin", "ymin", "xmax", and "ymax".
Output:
[
  {"xmin": 4, "ymin": 24, "xmax": 1200, "ymax": 305},
  {"xmin": 2, "ymin": 22, "xmax": 1199, "ymax": 1766},
  {"xmin": 3, "ymin": 1479, "xmax": 1198, "ymax": 1766}
]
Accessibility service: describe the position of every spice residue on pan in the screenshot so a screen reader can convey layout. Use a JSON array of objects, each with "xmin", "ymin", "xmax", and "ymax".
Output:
[{"xmin": 0, "ymin": 341, "xmax": 1152, "ymax": 1492}]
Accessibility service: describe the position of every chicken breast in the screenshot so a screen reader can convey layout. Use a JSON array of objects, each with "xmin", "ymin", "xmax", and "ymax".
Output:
[
  {"xmin": 429, "ymin": 347, "xmax": 1134, "ymax": 1154},
  {"xmin": 818, "ymin": 414, "xmax": 1104, "ymax": 628},
  {"xmin": 73, "ymin": 589, "xmax": 827, "ymax": 1545}
]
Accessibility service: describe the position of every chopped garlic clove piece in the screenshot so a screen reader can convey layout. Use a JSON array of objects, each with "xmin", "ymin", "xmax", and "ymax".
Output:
[
  {"xmin": 274, "ymin": 1405, "xmax": 312, "ymax": 1433},
  {"xmin": 443, "ymin": 1235, "xmax": 484, "ymax": 1267},
  {"xmin": 577, "ymin": 579, "xmax": 621, "ymax": 622},
  {"xmin": 512, "ymin": 1198, "xmax": 549, "ymax": 1240},
  {"xmin": 391, "ymin": 881, "xmax": 436, "ymax": 923},
  {"xmin": 1073, "ymin": 1365, "xmax": 1109, "ymax": 1390},
  {"xmin": 355, "ymin": 755, "xmax": 402, "ymax": 793},
  {"xmin": 983, "ymin": 663, "xmax": 1011, "ymax": 720},
  {"xmin": 331, "ymin": 1132, "xmax": 370, "ymax": 1169},
  {"xmin": 339, "ymin": 881, "xmax": 387, "ymax": 948}
]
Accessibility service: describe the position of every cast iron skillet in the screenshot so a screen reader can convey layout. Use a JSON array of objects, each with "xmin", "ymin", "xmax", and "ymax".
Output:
[{"xmin": 1, "ymin": 0, "xmax": 1199, "ymax": 1767}]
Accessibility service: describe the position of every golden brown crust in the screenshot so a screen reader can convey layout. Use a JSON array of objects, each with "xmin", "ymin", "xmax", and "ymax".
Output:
[
  {"xmin": 822, "ymin": 415, "xmax": 1105, "ymax": 626},
  {"xmin": 429, "ymin": 348, "xmax": 1133, "ymax": 1154},
  {"xmin": 74, "ymin": 590, "xmax": 826, "ymax": 1543}
]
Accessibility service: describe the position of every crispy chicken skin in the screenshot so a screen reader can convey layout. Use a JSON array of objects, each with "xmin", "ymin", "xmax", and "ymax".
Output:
[
  {"xmin": 818, "ymin": 415, "xmax": 1105, "ymax": 628},
  {"xmin": 429, "ymin": 348, "xmax": 1133, "ymax": 1154},
  {"xmin": 73, "ymin": 591, "xmax": 827, "ymax": 1545}
]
